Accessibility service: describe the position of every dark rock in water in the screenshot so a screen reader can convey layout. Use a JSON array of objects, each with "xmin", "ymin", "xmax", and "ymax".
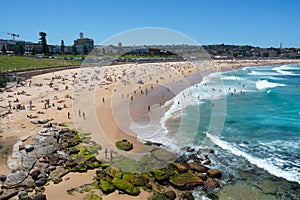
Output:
[
  {"xmin": 0, "ymin": 174, "xmax": 7, "ymax": 182},
  {"xmin": 35, "ymin": 177, "xmax": 47, "ymax": 187},
  {"xmin": 186, "ymin": 147, "xmax": 195, "ymax": 152},
  {"xmin": 203, "ymin": 159, "xmax": 211, "ymax": 165},
  {"xmin": 18, "ymin": 190, "xmax": 29, "ymax": 200},
  {"xmin": 204, "ymin": 178, "xmax": 220, "ymax": 190},
  {"xmin": 188, "ymin": 162, "xmax": 209, "ymax": 173},
  {"xmin": 181, "ymin": 191, "xmax": 194, "ymax": 200},
  {"xmin": 6, "ymin": 170, "xmax": 28, "ymax": 186},
  {"xmin": 164, "ymin": 190, "xmax": 176, "ymax": 200},
  {"xmin": 207, "ymin": 169, "xmax": 222, "ymax": 179},
  {"xmin": 33, "ymin": 194, "xmax": 47, "ymax": 200},
  {"xmin": 169, "ymin": 172, "xmax": 204, "ymax": 190}
]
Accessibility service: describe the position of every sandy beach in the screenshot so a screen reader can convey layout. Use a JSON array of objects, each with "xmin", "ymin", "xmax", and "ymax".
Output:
[{"xmin": 0, "ymin": 58, "xmax": 299, "ymax": 199}]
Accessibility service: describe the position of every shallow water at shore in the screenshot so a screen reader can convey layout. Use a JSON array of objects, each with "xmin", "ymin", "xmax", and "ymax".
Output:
[{"xmin": 137, "ymin": 63, "xmax": 300, "ymax": 199}]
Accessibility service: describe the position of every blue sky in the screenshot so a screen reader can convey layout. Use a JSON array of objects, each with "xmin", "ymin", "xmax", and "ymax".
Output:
[{"xmin": 1, "ymin": 0, "xmax": 299, "ymax": 47}]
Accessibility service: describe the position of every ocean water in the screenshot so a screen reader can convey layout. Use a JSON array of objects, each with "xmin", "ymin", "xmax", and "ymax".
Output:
[{"xmin": 136, "ymin": 63, "xmax": 300, "ymax": 188}]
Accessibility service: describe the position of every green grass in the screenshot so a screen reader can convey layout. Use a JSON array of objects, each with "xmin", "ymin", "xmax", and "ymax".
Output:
[{"xmin": 0, "ymin": 55, "xmax": 82, "ymax": 71}]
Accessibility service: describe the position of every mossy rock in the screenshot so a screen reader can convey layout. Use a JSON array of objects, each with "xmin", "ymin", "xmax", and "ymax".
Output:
[
  {"xmin": 105, "ymin": 167, "xmax": 121, "ymax": 178},
  {"xmin": 111, "ymin": 178, "xmax": 140, "ymax": 196},
  {"xmin": 99, "ymin": 180, "xmax": 115, "ymax": 194},
  {"xmin": 153, "ymin": 169, "xmax": 169, "ymax": 181},
  {"xmin": 85, "ymin": 161, "xmax": 101, "ymax": 169},
  {"xmin": 122, "ymin": 173, "xmax": 135, "ymax": 182},
  {"xmin": 115, "ymin": 140, "xmax": 133, "ymax": 151},
  {"xmin": 132, "ymin": 174, "xmax": 148, "ymax": 186},
  {"xmin": 150, "ymin": 192, "xmax": 169, "ymax": 200},
  {"xmin": 169, "ymin": 172, "xmax": 204, "ymax": 189}
]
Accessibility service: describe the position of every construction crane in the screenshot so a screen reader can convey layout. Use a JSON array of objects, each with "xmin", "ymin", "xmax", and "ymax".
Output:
[{"xmin": 7, "ymin": 32, "xmax": 19, "ymax": 40}]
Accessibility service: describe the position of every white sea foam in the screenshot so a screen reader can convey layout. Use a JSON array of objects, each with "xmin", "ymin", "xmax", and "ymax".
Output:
[
  {"xmin": 273, "ymin": 65, "xmax": 300, "ymax": 76},
  {"xmin": 248, "ymin": 71, "xmax": 278, "ymax": 76},
  {"xmin": 256, "ymin": 80, "xmax": 285, "ymax": 90},
  {"xmin": 206, "ymin": 133, "xmax": 300, "ymax": 184},
  {"xmin": 221, "ymin": 76, "xmax": 245, "ymax": 81}
]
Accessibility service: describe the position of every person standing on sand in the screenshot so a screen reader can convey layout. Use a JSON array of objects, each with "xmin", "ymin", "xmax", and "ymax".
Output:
[
  {"xmin": 148, "ymin": 105, "xmax": 151, "ymax": 112},
  {"xmin": 68, "ymin": 112, "xmax": 70, "ymax": 119},
  {"xmin": 83, "ymin": 112, "xmax": 85, "ymax": 120},
  {"xmin": 79, "ymin": 109, "xmax": 81, "ymax": 117}
]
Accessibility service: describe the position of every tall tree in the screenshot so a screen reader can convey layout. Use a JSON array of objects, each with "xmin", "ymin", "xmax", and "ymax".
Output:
[
  {"xmin": 61, "ymin": 40, "xmax": 65, "ymax": 55},
  {"xmin": 39, "ymin": 32, "xmax": 48, "ymax": 55}
]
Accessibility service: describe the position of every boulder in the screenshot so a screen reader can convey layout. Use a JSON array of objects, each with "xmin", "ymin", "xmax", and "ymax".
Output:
[
  {"xmin": 207, "ymin": 169, "xmax": 222, "ymax": 179},
  {"xmin": 33, "ymin": 194, "xmax": 47, "ymax": 200},
  {"xmin": 6, "ymin": 170, "xmax": 28, "ymax": 186},
  {"xmin": 169, "ymin": 172, "xmax": 203, "ymax": 190},
  {"xmin": 164, "ymin": 190, "xmax": 176, "ymax": 200},
  {"xmin": 0, "ymin": 174, "xmax": 7, "ymax": 182},
  {"xmin": 188, "ymin": 162, "xmax": 208, "ymax": 173},
  {"xmin": 99, "ymin": 180, "xmax": 115, "ymax": 194},
  {"xmin": 111, "ymin": 178, "xmax": 140, "ymax": 196},
  {"xmin": 171, "ymin": 162, "xmax": 187, "ymax": 173},
  {"xmin": 195, "ymin": 173, "xmax": 207, "ymax": 181},
  {"xmin": 20, "ymin": 176, "xmax": 36, "ymax": 188},
  {"xmin": 30, "ymin": 169, "xmax": 41, "ymax": 180},
  {"xmin": 18, "ymin": 190, "xmax": 29, "ymax": 200},
  {"xmin": 105, "ymin": 167, "xmax": 121, "ymax": 178},
  {"xmin": 132, "ymin": 174, "xmax": 148, "ymax": 186},
  {"xmin": 115, "ymin": 140, "xmax": 133, "ymax": 151},
  {"xmin": 204, "ymin": 178, "xmax": 220, "ymax": 190},
  {"xmin": 35, "ymin": 177, "xmax": 47, "ymax": 186}
]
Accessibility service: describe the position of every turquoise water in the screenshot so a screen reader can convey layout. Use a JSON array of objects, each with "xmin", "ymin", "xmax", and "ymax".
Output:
[{"xmin": 141, "ymin": 63, "xmax": 300, "ymax": 185}]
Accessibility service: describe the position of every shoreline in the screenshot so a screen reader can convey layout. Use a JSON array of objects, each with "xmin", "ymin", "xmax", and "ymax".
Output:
[{"xmin": 0, "ymin": 58, "xmax": 299, "ymax": 199}]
